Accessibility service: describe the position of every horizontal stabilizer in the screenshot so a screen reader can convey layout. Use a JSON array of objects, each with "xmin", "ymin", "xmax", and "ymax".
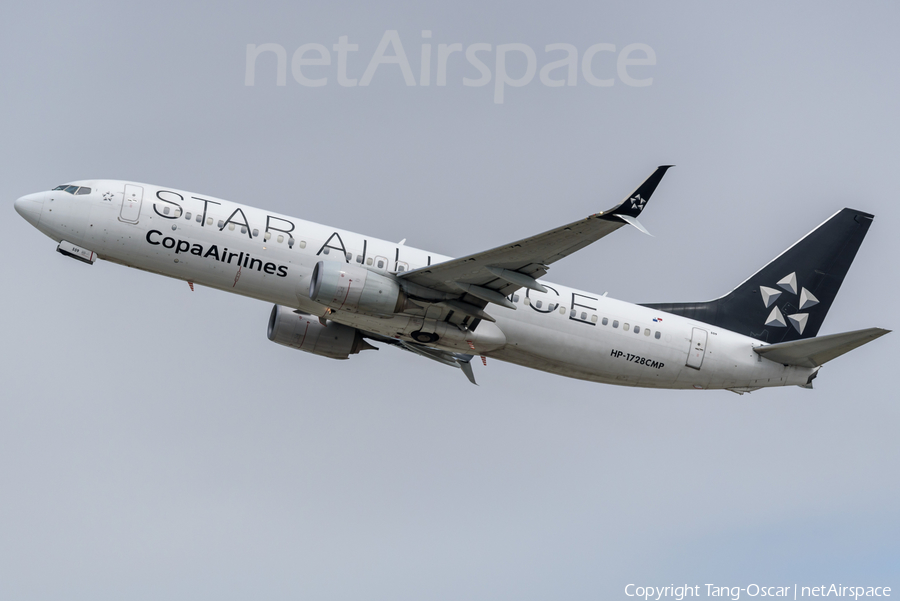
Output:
[{"xmin": 754, "ymin": 327, "xmax": 890, "ymax": 368}]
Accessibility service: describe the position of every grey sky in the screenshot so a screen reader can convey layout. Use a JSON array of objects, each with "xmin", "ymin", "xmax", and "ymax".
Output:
[{"xmin": 2, "ymin": 1, "xmax": 898, "ymax": 599}]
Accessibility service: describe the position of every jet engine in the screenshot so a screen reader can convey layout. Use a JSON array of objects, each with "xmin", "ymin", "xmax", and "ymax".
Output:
[
  {"xmin": 267, "ymin": 305, "xmax": 376, "ymax": 359},
  {"xmin": 308, "ymin": 260, "xmax": 410, "ymax": 315}
]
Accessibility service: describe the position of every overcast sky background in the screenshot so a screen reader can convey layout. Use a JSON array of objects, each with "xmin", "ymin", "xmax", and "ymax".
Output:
[{"xmin": 2, "ymin": 1, "xmax": 898, "ymax": 599}]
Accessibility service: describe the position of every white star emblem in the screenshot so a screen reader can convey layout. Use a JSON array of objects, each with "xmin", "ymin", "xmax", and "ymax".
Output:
[
  {"xmin": 761, "ymin": 273, "xmax": 818, "ymax": 334},
  {"xmin": 630, "ymin": 194, "xmax": 646, "ymax": 210},
  {"xmin": 102, "ymin": 191, "xmax": 114, "ymax": 201}
]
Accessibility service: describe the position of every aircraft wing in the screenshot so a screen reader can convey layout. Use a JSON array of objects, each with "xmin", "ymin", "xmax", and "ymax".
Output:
[
  {"xmin": 362, "ymin": 331, "xmax": 478, "ymax": 384},
  {"xmin": 398, "ymin": 166, "xmax": 672, "ymax": 312}
]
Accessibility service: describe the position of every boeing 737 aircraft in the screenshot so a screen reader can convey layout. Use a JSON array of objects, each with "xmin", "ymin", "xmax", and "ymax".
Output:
[{"xmin": 14, "ymin": 168, "xmax": 888, "ymax": 392}]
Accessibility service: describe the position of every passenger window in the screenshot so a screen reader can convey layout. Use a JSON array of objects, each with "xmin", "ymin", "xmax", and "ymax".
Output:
[
  {"xmin": 218, "ymin": 220, "xmax": 224, "ymax": 228},
  {"xmin": 513, "ymin": 294, "xmax": 520, "ymax": 303},
  {"xmin": 264, "ymin": 232, "xmax": 271, "ymax": 240},
  {"xmin": 299, "ymin": 241, "xmax": 306, "ymax": 249},
  {"xmin": 288, "ymin": 238, "xmax": 294, "ymax": 248},
  {"xmin": 397, "ymin": 265, "xmax": 405, "ymax": 272},
  {"xmin": 184, "ymin": 212, "xmax": 192, "ymax": 220},
  {"xmin": 376, "ymin": 259, "xmax": 385, "ymax": 269},
  {"xmin": 535, "ymin": 300, "xmax": 542, "ymax": 309},
  {"xmin": 366, "ymin": 257, "xmax": 373, "ymax": 266},
  {"xmin": 207, "ymin": 218, "xmax": 213, "ymax": 225},
  {"xmin": 163, "ymin": 206, "xmax": 171, "ymax": 215},
  {"xmin": 346, "ymin": 252, "xmax": 352, "ymax": 261},
  {"xmin": 591, "ymin": 315, "xmax": 598, "ymax": 323},
  {"xmin": 570, "ymin": 310, "xmax": 576, "ymax": 318},
  {"xmin": 323, "ymin": 247, "xmax": 330, "ymax": 255},
  {"xmin": 355, "ymin": 255, "xmax": 362, "ymax": 263},
  {"xmin": 75, "ymin": 187, "xmax": 91, "ymax": 195},
  {"xmin": 633, "ymin": 325, "xmax": 640, "ymax": 334},
  {"xmin": 559, "ymin": 306, "xmax": 566, "ymax": 314},
  {"xmin": 613, "ymin": 320, "xmax": 619, "ymax": 328},
  {"xmin": 624, "ymin": 323, "xmax": 630, "ymax": 330},
  {"xmin": 654, "ymin": 331, "xmax": 661, "ymax": 339},
  {"xmin": 252, "ymin": 229, "xmax": 259, "ymax": 237},
  {"xmin": 241, "ymin": 226, "xmax": 247, "ymax": 234},
  {"xmin": 644, "ymin": 328, "xmax": 650, "ymax": 336},
  {"xmin": 195, "ymin": 214, "xmax": 202, "ymax": 223},
  {"xmin": 581, "ymin": 312, "xmax": 588, "ymax": 320},
  {"xmin": 602, "ymin": 317, "xmax": 608, "ymax": 326},
  {"xmin": 277, "ymin": 235, "xmax": 284, "ymax": 243},
  {"xmin": 228, "ymin": 223, "xmax": 235, "ymax": 231}
]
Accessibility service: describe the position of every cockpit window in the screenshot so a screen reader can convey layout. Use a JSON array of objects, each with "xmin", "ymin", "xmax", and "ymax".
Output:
[{"xmin": 52, "ymin": 185, "xmax": 92, "ymax": 195}]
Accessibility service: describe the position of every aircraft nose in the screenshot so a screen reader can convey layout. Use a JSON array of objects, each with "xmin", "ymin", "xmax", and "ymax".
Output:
[{"xmin": 14, "ymin": 193, "xmax": 44, "ymax": 227}]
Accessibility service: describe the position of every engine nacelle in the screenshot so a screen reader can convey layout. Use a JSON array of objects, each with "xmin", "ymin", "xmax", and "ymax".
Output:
[
  {"xmin": 308, "ymin": 260, "xmax": 409, "ymax": 315},
  {"xmin": 267, "ymin": 305, "xmax": 374, "ymax": 360}
]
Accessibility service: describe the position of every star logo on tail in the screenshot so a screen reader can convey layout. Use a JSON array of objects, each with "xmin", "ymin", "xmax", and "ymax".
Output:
[{"xmin": 760, "ymin": 272, "xmax": 819, "ymax": 334}]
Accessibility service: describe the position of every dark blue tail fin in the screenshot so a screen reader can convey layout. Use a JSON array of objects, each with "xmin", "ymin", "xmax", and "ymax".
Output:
[{"xmin": 643, "ymin": 208, "xmax": 874, "ymax": 343}]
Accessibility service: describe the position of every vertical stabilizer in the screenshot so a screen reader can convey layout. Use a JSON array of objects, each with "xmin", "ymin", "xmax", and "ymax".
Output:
[{"xmin": 644, "ymin": 208, "xmax": 874, "ymax": 342}]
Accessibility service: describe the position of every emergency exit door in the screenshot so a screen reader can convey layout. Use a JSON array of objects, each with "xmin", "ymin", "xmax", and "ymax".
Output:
[{"xmin": 686, "ymin": 327, "xmax": 708, "ymax": 370}]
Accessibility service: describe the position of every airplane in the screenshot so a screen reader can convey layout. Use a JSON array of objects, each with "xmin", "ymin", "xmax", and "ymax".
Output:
[{"xmin": 14, "ymin": 167, "xmax": 889, "ymax": 393}]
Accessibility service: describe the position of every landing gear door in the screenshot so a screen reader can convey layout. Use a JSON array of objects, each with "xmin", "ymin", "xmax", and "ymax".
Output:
[
  {"xmin": 120, "ymin": 184, "xmax": 143, "ymax": 224},
  {"xmin": 686, "ymin": 327, "xmax": 708, "ymax": 370}
]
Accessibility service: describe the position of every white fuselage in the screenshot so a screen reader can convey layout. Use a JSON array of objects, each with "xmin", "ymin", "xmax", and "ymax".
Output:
[{"xmin": 16, "ymin": 180, "xmax": 816, "ymax": 391}]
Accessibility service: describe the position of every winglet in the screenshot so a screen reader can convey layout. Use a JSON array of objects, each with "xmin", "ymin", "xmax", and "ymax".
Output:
[
  {"xmin": 458, "ymin": 358, "xmax": 478, "ymax": 385},
  {"xmin": 616, "ymin": 214, "xmax": 653, "ymax": 237},
  {"xmin": 606, "ymin": 165, "xmax": 673, "ymax": 219}
]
